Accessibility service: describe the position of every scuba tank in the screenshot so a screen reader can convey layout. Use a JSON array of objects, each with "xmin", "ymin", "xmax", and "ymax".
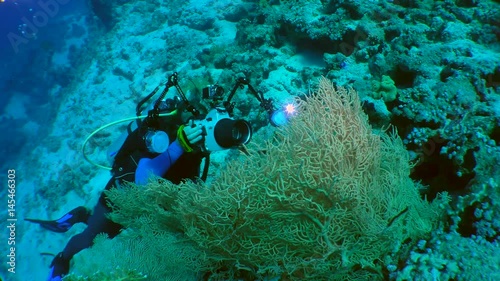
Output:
[{"xmin": 106, "ymin": 121, "xmax": 137, "ymax": 165}]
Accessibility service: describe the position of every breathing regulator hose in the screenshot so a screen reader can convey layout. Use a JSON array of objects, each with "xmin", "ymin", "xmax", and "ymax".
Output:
[{"xmin": 82, "ymin": 111, "xmax": 177, "ymax": 170}]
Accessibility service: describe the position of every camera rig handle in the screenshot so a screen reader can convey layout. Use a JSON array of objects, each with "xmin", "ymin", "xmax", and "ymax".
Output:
[{"xmin": 224, "ymin": 77, "xmax": 275, "ymax": 116}]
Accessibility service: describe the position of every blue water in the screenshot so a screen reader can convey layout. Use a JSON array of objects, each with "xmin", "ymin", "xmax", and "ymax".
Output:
[
  {"xmin": 1, "ymin": 0, "xmax": 45, "ymax": 165},
  {"xmin": 0, "ymin": 0, "xmax": 89, "ymax": 169},
  {"xmin": 0, "ymin": 0, "xmax": 74, "ymax": 54},
  {"xmin": 0, "ymin": 1, "xmax": 34, "ymax": 49},
  {"xmin": 1, "ymin": 0, "xmax": 87, "ymax": 53}
]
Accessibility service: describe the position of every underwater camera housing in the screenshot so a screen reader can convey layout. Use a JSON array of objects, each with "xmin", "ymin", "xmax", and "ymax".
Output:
[
  {"xmin": 195, "ymin": 84, "xmax": 252, "ymax": 152},
  {"xmin": 193, "ymin": 107, "xmax": 252, "ymax": 152},
  {"xmin": 137, "ymin": 73, "xmax": 282, "ymax": 153}
]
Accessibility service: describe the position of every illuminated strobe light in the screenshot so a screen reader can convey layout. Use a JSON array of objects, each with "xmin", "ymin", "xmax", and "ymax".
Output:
[
  {"xmin": 270, "ymin": 103, "xmax": 297, "ymax": 127},
  {"xmin": 284, "ymin": 103, "xmax": 297, "ymax": 115}
]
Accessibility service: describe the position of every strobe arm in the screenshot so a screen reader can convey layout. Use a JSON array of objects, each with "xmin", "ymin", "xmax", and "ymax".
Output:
[
  {"xmin": 148, "ymin": 73, "xmax": 177, "ymax": 120},
  {"xmin": 224, "ymin": 77, "xmax": 275, "ymax": 116}
]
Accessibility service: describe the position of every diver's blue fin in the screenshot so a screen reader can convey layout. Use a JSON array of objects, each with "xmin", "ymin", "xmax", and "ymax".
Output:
[
  {"xmin": 46, "ymin": 252, "xmax": 69, "ymax": 281},
  {"xmin": 25, "ymin": 206, "xmax": 90, "ymax": 233}
]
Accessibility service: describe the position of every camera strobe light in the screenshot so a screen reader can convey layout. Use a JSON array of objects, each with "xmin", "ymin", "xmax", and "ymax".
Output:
[{"xmin": 270, "ymin": 103, "xmax": 297, "ymax": 127}]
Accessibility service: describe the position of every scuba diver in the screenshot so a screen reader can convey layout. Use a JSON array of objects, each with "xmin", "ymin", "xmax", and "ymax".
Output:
[{"xmin": 25, "ymin": 72, "xmax": 291, "ymax": 280}]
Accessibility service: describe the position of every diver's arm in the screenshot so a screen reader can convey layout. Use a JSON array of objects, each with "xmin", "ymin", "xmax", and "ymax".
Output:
[
  {"xmin": 135, "ymin": 121, "xmax": 203, "ymax": 185},
  {"xmin": 135, "ymin": 140, "xmax": 184, "ymax": 185}
]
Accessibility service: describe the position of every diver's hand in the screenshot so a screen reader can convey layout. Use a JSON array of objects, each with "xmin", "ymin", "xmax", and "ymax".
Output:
[{"xmin": 183, "ymin": 120, "xmax": 203, "ymax": 145}]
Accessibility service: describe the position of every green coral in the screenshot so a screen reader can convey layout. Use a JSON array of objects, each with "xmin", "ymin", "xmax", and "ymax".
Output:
[
  {"xmin": 64, "ymin": 269, "xmax": 146, "ymax": 281},
  {"xmin": 102, "ymin": 78, "xmax": 448, "ymax": 280},
  {"xmin": 67, "ymin": 231, "xmax": 205, "ymax": 281},
  {"xmin": 372, "ymin": 75, "xmax": 398, "ymax": 102}
]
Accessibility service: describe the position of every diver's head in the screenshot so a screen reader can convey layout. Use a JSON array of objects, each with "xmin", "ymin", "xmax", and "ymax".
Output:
[
  {"xmin": 157, "ymin": 96, "xmax": 181, "ymax": 113},
  {"xmin": 155, "ymin": 96, "xmax": 197, "ymax": 125}
]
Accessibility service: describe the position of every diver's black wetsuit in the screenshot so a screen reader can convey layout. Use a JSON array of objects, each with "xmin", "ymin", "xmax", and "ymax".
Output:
[{"xmin": 46, "ymin": 119, "xmax": 204, "ymax": 280}]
